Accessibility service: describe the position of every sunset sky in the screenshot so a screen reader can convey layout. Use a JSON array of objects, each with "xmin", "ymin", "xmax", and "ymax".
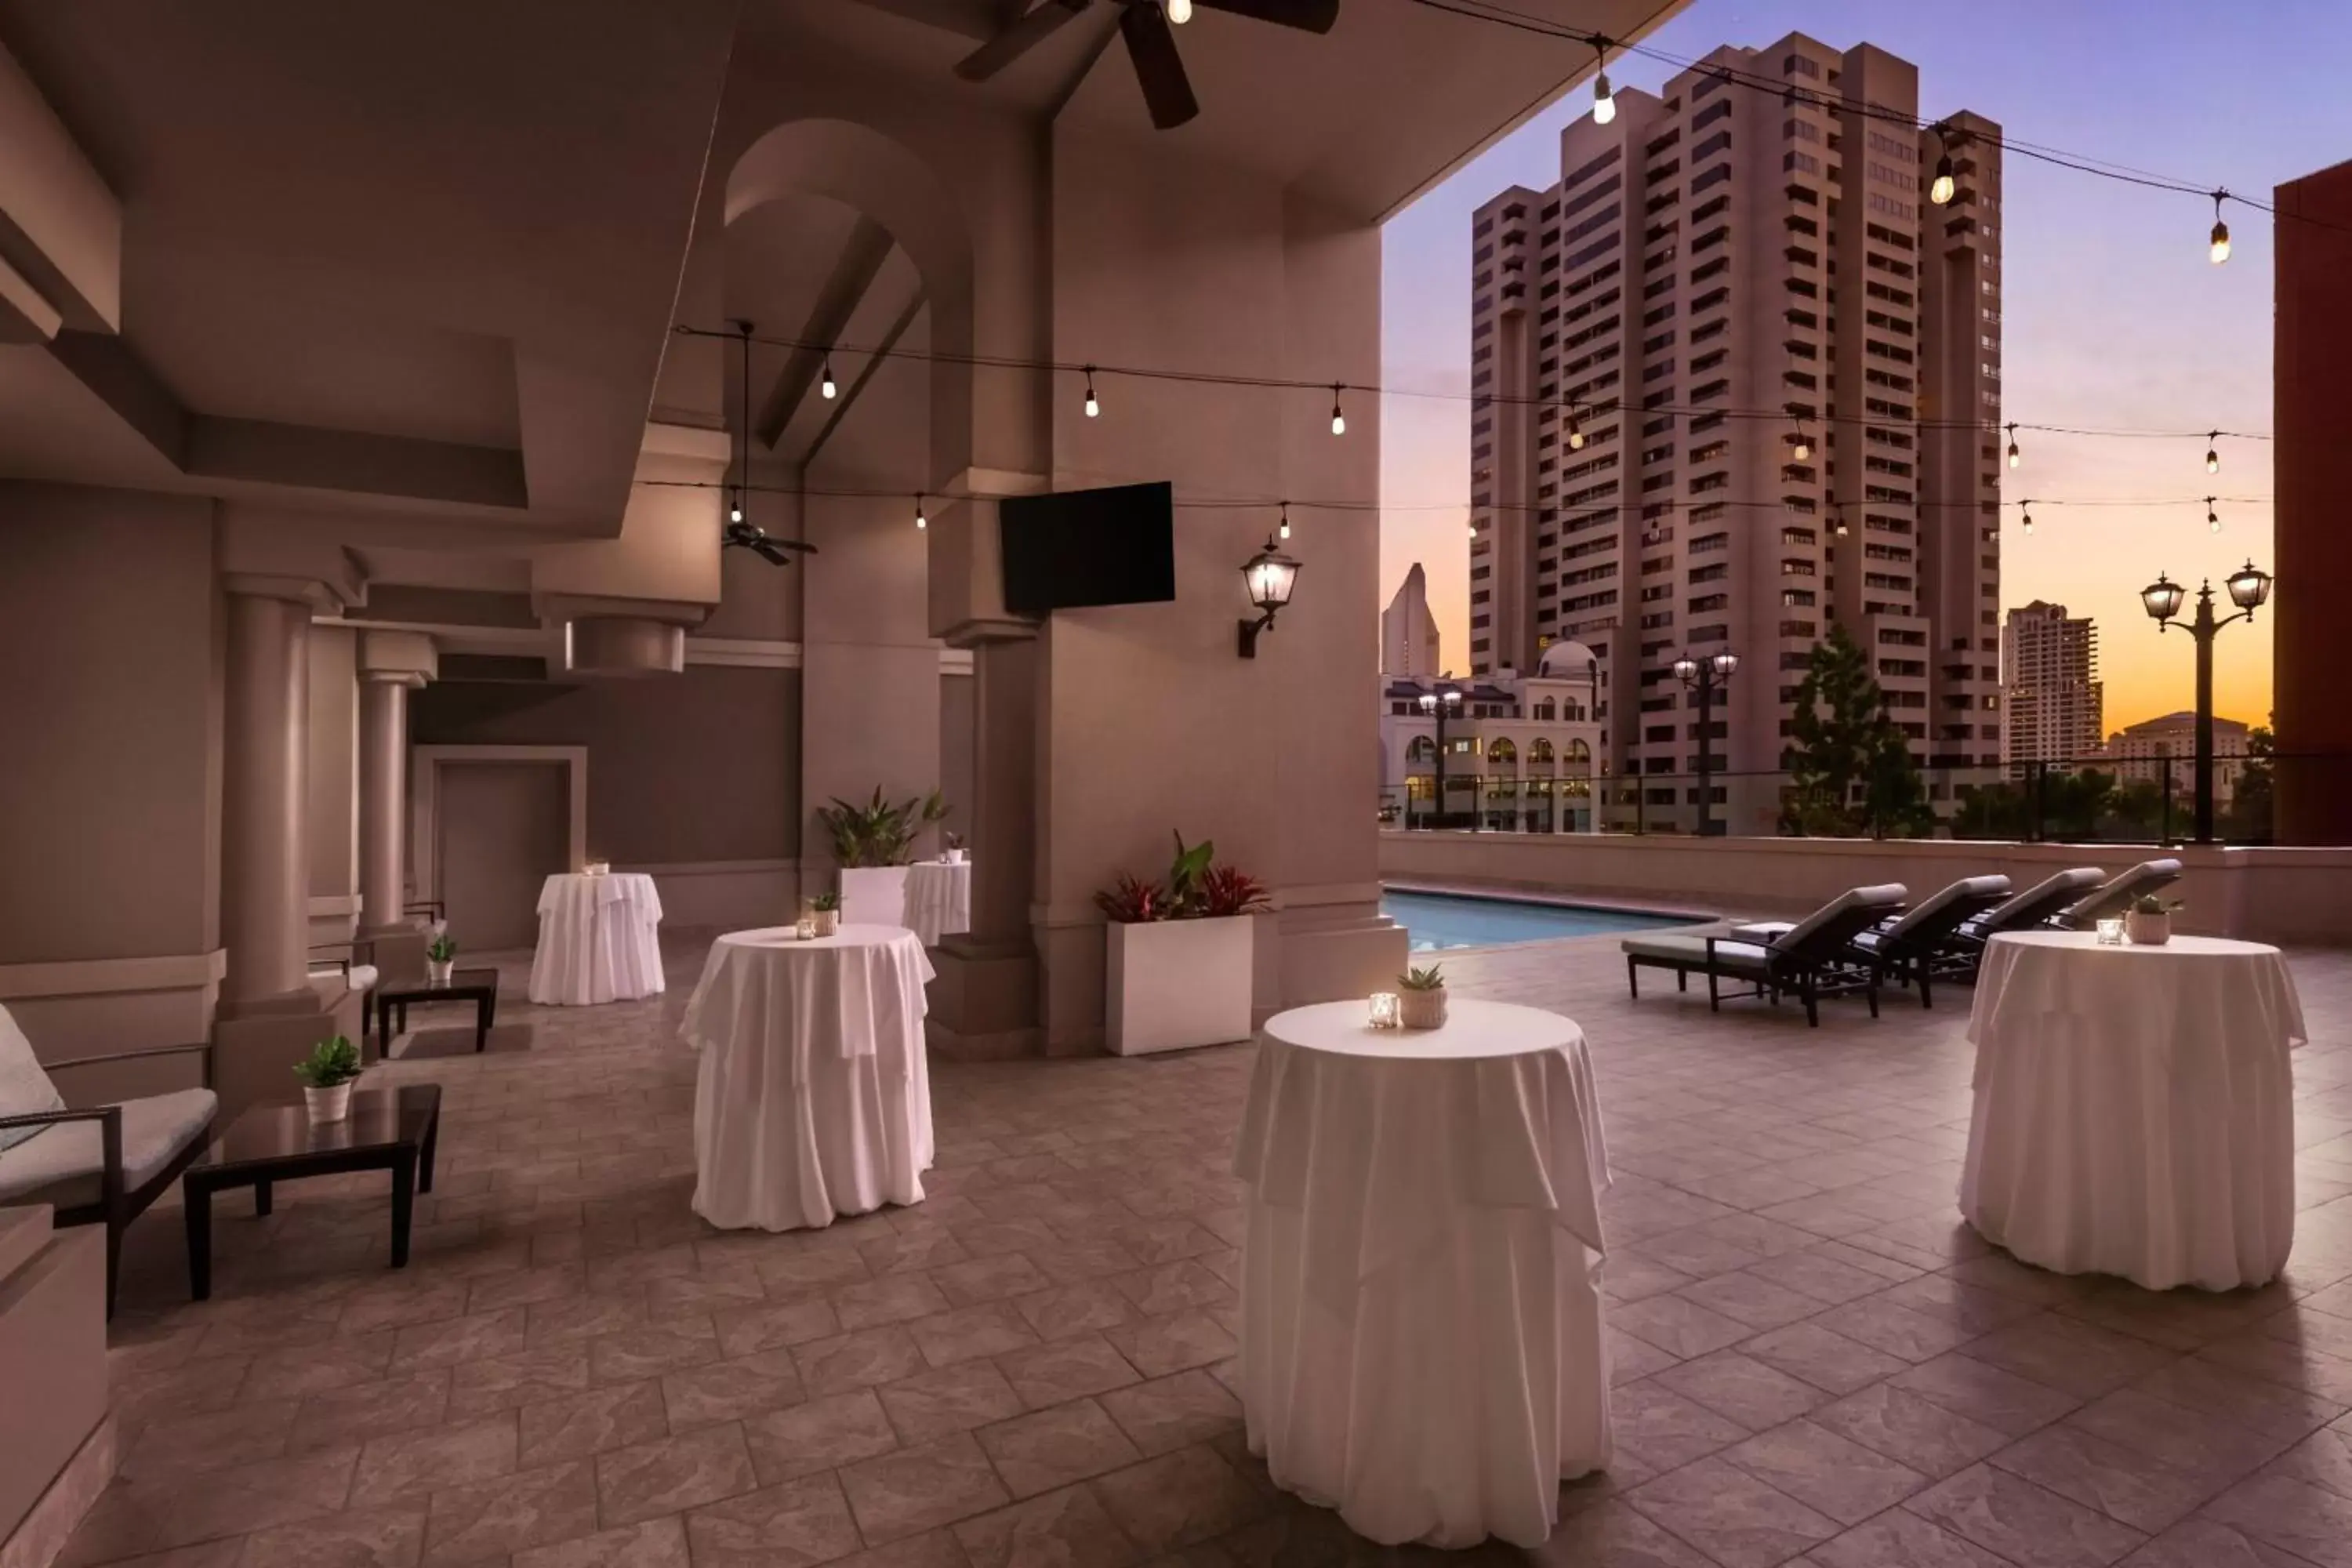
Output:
[{"xmin": 1380, "ymin": 0, "xmax": 2352, "ymax": 735}]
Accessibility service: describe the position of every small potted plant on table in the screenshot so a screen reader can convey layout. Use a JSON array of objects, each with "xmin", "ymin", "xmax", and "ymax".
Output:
[
  {"xmin": 810, "ymin": 891, "xmax": 841, "ymax": 938},
  {"xmin": 2126, "ymin": 895, "xmax": 2180, "ymax": 946},
  {"xmin": 943, "ymin": 831, "xmax": 966, "ymax": 866},
  {"xmin": 294, "ymin": 1036, "xmax": 362, "ymax": 1124},
  {"xmin": 426, "ymin": 933, "xmax": 457, "ymax": 985},
  {"xmin": 1397, "ymin": 964, "xmax": 1450, "ymax": 1029}
]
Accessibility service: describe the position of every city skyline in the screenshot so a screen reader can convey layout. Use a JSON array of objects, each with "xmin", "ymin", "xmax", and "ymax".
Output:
[{"xmin": 1381, "ymin": 0, "xmax": 2352, "ymax": 734}]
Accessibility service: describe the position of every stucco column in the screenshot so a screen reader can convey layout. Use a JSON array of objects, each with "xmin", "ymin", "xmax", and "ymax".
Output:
[
  {"xmin": 357, "ymin": 674, "xmax": 416, "ymax": 932},
  {"xmin": 925, "ymin": 634, "xmax": 1040, "ymax": 1056},
  {"xmin": 220, "ymin": 586, "xmax": 314, "ymax": 1012}
]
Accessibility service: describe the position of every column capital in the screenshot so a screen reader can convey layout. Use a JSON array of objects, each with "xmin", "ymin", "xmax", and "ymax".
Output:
[
  {"xmin": 359, "ymin": 629, "xmax": 436, "ymax": 685},
  {"xmin": 223, "ymin": 570, "xmax": 361, "ymax": 613}
]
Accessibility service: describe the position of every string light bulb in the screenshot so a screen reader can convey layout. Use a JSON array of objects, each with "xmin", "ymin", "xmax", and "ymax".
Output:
[
  {"xmin": 1590, "ymin": 41, "xmax": 1615, "ymax": 125},
  {"xmin": 1083, "ymin": 365, "xmax": 1100, "ymax": 419},
  {"xmin": 1167, "ymin": 0, "xmax": 1191, "ymax": 20},
  {"xmin": 1929, "ymin": 125, "xmax": 1957, "ymax": 206},
  {"xmin": 729, "ymin": 492, "xmax": 743, "ymax": 524},
  {"xmin": 2020, "ymin": 502, "xmax": 2034, "ymax": 537},
  {"xmin": 2208, "ymin": 496, "xmax": 2221, "ymax": 533},
  {"xmin": 1566, "ymin": 405, "xmax": 1585, "ymax": 450},
  {"xmin": 1277, "ymin": 500, "xmax": 1291, "ymax": 541},
  {"xmin": 1330, "ymin": 383, "xmax": 1345, "ymax": 436},
  {"xmin": 2005, "ymin": 423, "xmax": 2020, "ymax": 469},
  {"xmin": 821, "ymin": 356, "xmax": 837, "ymax": 400},
  {"xmin": 2209, "ymin": 191, "xmax": 2230, "ymax": 264},
  {"xmin": 914, "ymin": 493, "xmax": 927, "ymax": 531},
  {"xmin": 2205, "ymin": 431, "xmax": 2220, "ymax": 474},
  {"xmin": 1791, "ymin": 421, "xmax": 1812, "ymax": 463}
]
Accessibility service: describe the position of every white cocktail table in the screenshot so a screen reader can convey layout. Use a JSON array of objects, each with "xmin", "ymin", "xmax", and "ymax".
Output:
[
  {"xmin": 1963, "ymin": 929, "xmax": 2307, "ymax": 1290},
  {"xmin": 1234, "ymin": 998, "xmax": 1612, "ymax": 1548},
  {"xmin": 528, "ymin": 872, "xmax": 664, "ymax": 1005},
  {"xmin": 903, "ymin": 859, "xmax": 972, "ymax": 946}
]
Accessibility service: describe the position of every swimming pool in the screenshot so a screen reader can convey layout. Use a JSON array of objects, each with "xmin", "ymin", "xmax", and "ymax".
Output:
[{"xmin": 1381, "ymin": 888, "xmax": 1707, "ymax": 951}]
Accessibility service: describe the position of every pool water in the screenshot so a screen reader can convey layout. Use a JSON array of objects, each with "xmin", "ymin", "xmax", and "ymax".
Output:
[{"xmin": 1381, "ymin": 889, "xmax": 1705, "ymax": 951}]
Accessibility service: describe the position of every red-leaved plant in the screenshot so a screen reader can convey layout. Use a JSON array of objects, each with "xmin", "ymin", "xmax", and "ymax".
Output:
[
  {"xmin": 1094, "ymin": 872, "xmax": 1165, "ymax": 924},
  {"xmin": 1198, "ymin": 865, "xmax": 1270, "ymax": 918},
  {"xmin": 1095, "ymin": 834, "xmax": 1269, "ymax": 923}
]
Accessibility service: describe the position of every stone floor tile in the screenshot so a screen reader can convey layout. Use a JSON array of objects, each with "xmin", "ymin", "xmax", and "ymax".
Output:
[
  {"xmin": 975, "ymin": 1400, "xmax": 1144, "ymax": 1498},
  {"xmin": 877, "ymin": 1363, "xmax": 1028, "ymax": 1445},
  {"xmin": 1901, "ymin": 1463, "xmax": 2148, "ymax": 1568},
  {"xmin": 423, "ymin": 1459, "xmax": 602, "ymax": 1566},
  {"xmin": 592, "ymin": 1421, "xmax": 759, "ymax": 1527},
  {"xmin": 1722, "ymin": 1419, "xmax": 1929, "ymax": 1524},
  {"xmin": 745, "ymin": 1389, "xmax": 902, "ymax": 1484},
  {"xmin": 997, "ymin": 1337, "xmax": 1143, "ymax": 1410},
  {"xmin": 954, "ymin": 1486, "xmax": 1138, "ymax": 1568},
  {"xmin": 1654, "ymin": 1352, "xmax": 1833, "ymax": 1431},
  {"xmin": 838, "ymin": 1432, "xmax": 1013, "ymax": 1544},
  {"xmin": 1096, "ymin": 1371, "xmax": 1243, "ymax": 1457},
  {"xmin": 1625, "ymin": 1454, "xmax": 1842, "ymax": 1568},
  {"xmin": 659, "ymin": 1349, "xmax": 808, "ymax": 1428},
  {"xmin": 235, "ymin": 1503, "xmax": 429, "ymax": 1568},
  {"xmin": 1087, "ymin": 1446, "xmax": 1269, "ymax": 1554},
  {"xmin": 514, "ymin": 1513, "xmax": 691, "ymax": 1568},
  {"xmin": 350, "ymin": 1413, "xmax": 522, "ymax": 1508},
  {"xmin": 519, "ymin": 1381, "xmax": 671, "ymax": 1468},
  {"xmin": 1809, "ymin": 1381, "xmax": 2009, "ymax": 1479},
  {"xmin": 684, "ymin": 1474, "xmax": 863, "ymax": 1568},
  {"xmin": 795, "ymin": 1327, "xmax": 930, "ymax": 1396}
]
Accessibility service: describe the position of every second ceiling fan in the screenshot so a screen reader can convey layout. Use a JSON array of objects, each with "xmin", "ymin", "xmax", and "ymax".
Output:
[{"xmin": 954, "ymin": 0, "xmax": 1340, "ymax": 130}]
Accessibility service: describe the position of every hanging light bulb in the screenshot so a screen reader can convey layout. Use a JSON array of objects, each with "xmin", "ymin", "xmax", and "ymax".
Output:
[
  {"xmin": 1278, "ymin": 500, "xmax": 1291, "ymax": 542},
  {"xmin": 2005, "ymin": 423, "xmax": 2020, "ymax": 470},
  {"xmin": 729, "ymin": 492, "xmax": 743, "ymax": 524},
  {"xmin": 914, "ymin": 493, "xmax": 927, "ymax": 531},
  {"xmin": 1468, "ymin": 517, "xmax": 1479, "ymax": 540},
  {"xmin": 821, "ymin": 356, "xmax": 837, "ymax": 400},
  {"xmin": 2205, "ymin": 431, "xmax": 2220, "ymax": 474},
  {"xmin": 2209, "ymin": 191, "xmax": 2230, "ymax": 264},
  {"xmin": 1929, "ymin": 125, "xmax": 1957, "ymax": 206},
  {"xmin": 1083, "ymin": 365, "xmax": 1100, "ymax": 419},
  {"xmin": 2208, "ymin": 496, "xmax": 2221, "ymax": 533},
  {"xmin": 1167, "ymin": 0, "xmax": 1192, "ymax": 20},
  {"xmin": 2020, "ymin": 502, "xmax": 2034, "ymax": 536},
  {"xmin": 1330, "ymin": 383, "xmax": 1345, "ymax": 436},
  {"xmin": 1590, "ymin": 41, "xmax": 1615, "ymax": 125},
  {"xmin": 1566, "ymin": 405, "xmax": 1585, "ymax": 450},
  {"xmin": 1791, "ymin": 421, "xmax": 1811, "ymax": 463}
]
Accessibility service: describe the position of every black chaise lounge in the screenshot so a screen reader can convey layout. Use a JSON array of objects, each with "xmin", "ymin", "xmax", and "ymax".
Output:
[
  {"xmin": 1622, "ymin": 884, "xmax": 1908, "ymax": 1026},
  {"xmin": 2054, "ymin": 858, "xmax": 2184, "ymax": 927},
  {"xmin": 1851, "ymin": 874, "xmax": 2013, "ymax": 1008},
  {"xmin": 1952, "ymin": 866, "xmax": 2106, "ymax": 953}
]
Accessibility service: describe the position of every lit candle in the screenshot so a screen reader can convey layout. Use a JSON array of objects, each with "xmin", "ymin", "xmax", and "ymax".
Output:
[
  {"xmin": 1368, "ymin": 993, "xmax": 1401, "ymax": 1029},
  {"xmin": 2096, "ymin": 918, "xmax": 2125, "ymax": 946},
  {"xmin": 795, "ymin": 916, "xmax": 816, "ymax": 941}
]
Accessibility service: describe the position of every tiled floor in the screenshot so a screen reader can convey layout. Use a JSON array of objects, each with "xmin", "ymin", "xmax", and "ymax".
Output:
[{"xmin": 68, "ymin": 927, "xmax": 2352, "ymax": 1568}]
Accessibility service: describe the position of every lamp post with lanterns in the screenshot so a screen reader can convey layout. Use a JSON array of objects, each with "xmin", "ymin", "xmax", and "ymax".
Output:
[
  {"xmin": 2140, "ymin": 561, "xmax": 2273, "ymax": 843},
  {"xmin": 1671, "ymin": 649, "xmax": 1740, "ymax": 837},
  {"xmin": 1417, "ymin": 684, "xmax": 1464, "ymax": 829}
]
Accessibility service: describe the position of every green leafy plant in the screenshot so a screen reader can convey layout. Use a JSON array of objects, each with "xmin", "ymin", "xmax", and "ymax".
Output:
[
  {"xmin": 811, "ymin": 891, "xmax": 842, "ymax": 912},
  {"xmin": 1094, "ymin": 833, "xmax": 1272, "ymax": 924},
  {"xmin": 2133, "ymin": 894, "xmax": 2183, "ymax": 915},
  {"xmin": 1166, "ymin": 833, "xmax": 1214, "ymax": 913},
  {"xmin": 293, "ymin": 1036, "xmax": 361, "ymax": 1088},
  {"xmin": 426, "ymin": 934, "xmax": 456, "ymax": 962},
  {"xmin": 1399, "ymin": 964, "xmax": 1446, "ymax": 991},
  {"xmin": 816, "ymin": 786, "xmax": 953, "ymax": 867}
]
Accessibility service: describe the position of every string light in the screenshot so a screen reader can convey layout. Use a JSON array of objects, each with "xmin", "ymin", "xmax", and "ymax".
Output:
[
  {"xmin": 1330, "ymin": 384, "xmax": 1345, "ymax": 436},
  {"xmin": 1929, "ymin": 125, "xmax": 1957, "ymax": 207},
  {"xmin": 2210, "ymin": 191, "xmax": 2231, "ymax": 264},
  {"xmin": 1566, "ymin": 405, "xmax": 1585, "ymax": 450},
  {"xmin": 2208, "ymin": 496, "xmax": 2221, "ymax": 533},
  {"xmin": 1589, "ymin": 40, "xmax": 1614, "ymax": 125},
  {"xmin": 1167, "ymin": 0, "xmax": 1192, "ymax": 20},
  {"xmin": 1277, "ymin": 500, "xmax": 1291, "ymax": 541},
  {"xmin": 914, "ymin": 493, "xmax": 927, "ymax": 530},
  {"xmin": 821, "ymin": 356, "xmax": 837, "ymax": 400},
  {"xmin": 729, "ymin": 492, "xmax": 743, "ymax": 524},
  {"xmin": 1790, "ymin": 420, "xmax": 1811, "ymax": 463},
  {"xmin": 2006, "ymin": 423, "xmax": 2021, "ymax": 469},
  {"xmin": 2205, "ymin": 432, "xmax": 2220, "ymax": 474},
  {"xmin": 1083, "ymin": 365, "xmax": 1100, "ymax": 419},
  {"xmin": 2021, "ymin": 501, "xmax": 2034, "ymax": 536}
]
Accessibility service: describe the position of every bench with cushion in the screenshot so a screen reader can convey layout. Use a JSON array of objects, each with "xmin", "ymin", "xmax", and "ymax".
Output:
[{"xmin": 0, "ymin": 1004, "xmax": 216, "ymax": 1316}]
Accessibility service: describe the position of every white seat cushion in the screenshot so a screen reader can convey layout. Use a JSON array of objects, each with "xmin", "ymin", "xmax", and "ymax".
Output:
[
  {"xmin": 0, "ymin": 1003, "xmax": 65, "ymax": 1154},
  {"xmin": 0, "ymin": 1088, "xmax": 218, "ymax": 1210}
]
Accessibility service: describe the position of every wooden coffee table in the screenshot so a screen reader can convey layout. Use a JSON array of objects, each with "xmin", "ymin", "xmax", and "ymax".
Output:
[
  {"xmin": 182, "ymin": 1083, "xmax": 441, "ymax": 1300},
  {"xmin": 372, "ymin": 967, "xmax": 499, "ymax": 1058}
]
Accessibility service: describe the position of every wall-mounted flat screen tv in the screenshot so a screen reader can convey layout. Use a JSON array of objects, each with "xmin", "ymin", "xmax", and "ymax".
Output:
[{"xmin": 1000, "ymin": 481, "xmax": 1176, "ymax": 614}]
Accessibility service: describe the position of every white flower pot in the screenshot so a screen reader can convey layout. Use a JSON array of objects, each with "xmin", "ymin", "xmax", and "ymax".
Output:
[
  {"xmin": 944, "ymin": 848, "xmax": 966, "ymax": 865},
  {"xmin": 1105, "ymin": 915, "xmax": 1255, "ymax": 1055},
  {"xmin": 2125, "ymin": 910, "xmax": 2172, "ymax": 946},
  {"xmin": 304, "ymin": 1082, "xmax": 354, "ymax": 1124},
  {"xmin": 812, "ymin": 909, "xmax": 839, "ymax": 938},
  {"xmin": 426, "ymin": 958, "xmax": 454, "ymax": 985},
  {"xmin": 1398, "ymin": 986, "xmax": 1450, "ymax": 1030},
  {"xmin": 839, "ymin": 866, "xmax": 913, "ymax": 930}
]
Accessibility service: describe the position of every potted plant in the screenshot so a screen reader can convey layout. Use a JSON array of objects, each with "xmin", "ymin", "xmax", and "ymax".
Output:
[
  {"xmin": 293, "ymin": 1036, "xmax": 362, "ymax": 1124},
  {"xmin": 2126, "ymin": 895, "xmax": 2180, "ymax": 946},
  {"xmin": 943, "ymin": 831, "xmax": 966, "ymax": 866},
  {"xmin": 818, "ymin": 788, "xmax": 952, "ymax": 927},
  {"xmin": 810, "ymin": 891, "xmax": 841, "ymax": 938},
  {"xmin": 425, "ymin": 933, "xmax": 456, "ymax": 985},
  {"xmin": 1397, "ymin": 964, "xmax": 1450, "ymax": 1029},
  {"xmin": 1099, "ymin": 833, "xmax": 1269, "ymax": 1056}
]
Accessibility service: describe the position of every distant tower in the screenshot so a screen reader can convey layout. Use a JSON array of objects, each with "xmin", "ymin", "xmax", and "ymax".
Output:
[
  {"xmin": 2002, "ymin": 601, "xmax": 2101, "ymax": 764},
  {"xmin": 1381, "ymin": 562, "xmax": 1443, "ymax": 676}
]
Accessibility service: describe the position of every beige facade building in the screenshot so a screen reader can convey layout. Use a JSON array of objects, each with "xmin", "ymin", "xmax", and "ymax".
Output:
[
  {"xmin": 1381, "ymin": 562, "xmax": 1444, "ymax": 677},
  {"xmin": 2101, "ymin": 711, "xmax": 2252, "ymax": 808},
  {"xmin": 1468, "ymin": 34, "xmax": 2002, "ymax": 830},
  {"xmin": 2002, "ymin": 600, "xmax": 2102, "ymax": 763}
]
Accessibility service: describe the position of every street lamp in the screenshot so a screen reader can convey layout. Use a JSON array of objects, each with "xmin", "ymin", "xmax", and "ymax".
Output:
[
  {"xmin": 2140, "ymin": 561, "xmax": 2272, "ymax": 842},
  {"xmin": 1417, "ymin": 684, "xmax": 1464, "ymax": 829},
  {"xmin": 1236, "ymin": 536, "xmax": 1300, "ymax": 658},
  {"xmin": 1672, "ymin": 649, "xmax": 1739, "ymax": 837}
]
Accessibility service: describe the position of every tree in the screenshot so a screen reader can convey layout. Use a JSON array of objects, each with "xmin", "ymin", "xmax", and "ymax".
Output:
[
  {"xmin": 2225, "ymin": 724, "xmax": 2275, "ymax": 843},
  {"xmin": 1780, "ymin": 623, "xmax": 1929, "ymax": 837}
]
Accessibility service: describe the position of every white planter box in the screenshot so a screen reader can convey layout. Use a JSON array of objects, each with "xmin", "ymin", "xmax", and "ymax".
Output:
[
  {"xmin": 839, "ymin": 866, "xmax": 912, "ymax": 930},
  {"xmin": 1105, "ymin": 915, "xmax": 1254, "ymax": 1055}
]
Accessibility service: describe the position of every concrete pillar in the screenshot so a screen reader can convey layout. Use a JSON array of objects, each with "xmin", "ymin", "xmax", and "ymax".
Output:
[
  {"xmin": 357, "ymin": 675, "xmax": 413, "ymax": 932},
  {"xmin": 219, "ymin": 588, "xmax": 313, "ymax": 1013},
  {"xmin": 925, "ymin": 635, "xmax": 1040, "ymax": 1058}
]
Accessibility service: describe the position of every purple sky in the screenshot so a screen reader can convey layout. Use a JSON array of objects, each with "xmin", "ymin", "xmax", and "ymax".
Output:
[{"xmin": 1380, "ymin": 0, "xmax": 2352, "ymax": 731}]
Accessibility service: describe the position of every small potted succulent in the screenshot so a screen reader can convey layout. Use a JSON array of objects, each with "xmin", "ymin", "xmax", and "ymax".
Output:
[
  {"xmin": 1397, "ymin": 964, "xmax": 1450, "ymax": 1029},
  {"xmin": 2126, "ymin": 894, "xmax": 2180, "ymax": 946},
  {"xmin": 425, "ymin": 932, "xmax": 456, "ymax": 985},
  {"xmin": 943, "ymin": 831, "xmax": 966, "ymax": 866},
  {"xmin": 810, "ymin": 891, "xmax": 842, "ymax": 938},
  {"xmin": 294, "ymin": 1036, "xmax": 362, "ymax": 1124}
]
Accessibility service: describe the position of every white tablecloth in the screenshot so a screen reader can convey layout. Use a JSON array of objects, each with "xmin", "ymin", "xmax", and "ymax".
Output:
[
  {"xmin": 681, "ymin": 924, "xmax": 935, "ymax": 1232},
  {"xmin": 903, "ymin": 859, "xmax": 972, "ymax": 947},
  {"xmin": 1235, "ymin": 999, "xmax": 1612, "ymax": 1548},
  {"xmin": 1962, "ymin": 930, "xmax": 2307, "ymax": 1290},
  {"xmin": 529, "ymin": 873, "xmax": 665, "ymax": 1005}
]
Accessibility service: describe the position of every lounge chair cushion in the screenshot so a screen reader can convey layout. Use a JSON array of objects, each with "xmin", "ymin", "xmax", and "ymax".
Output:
[
  {"xmin": 0, "ymin": 1087, "xmax": 218, "ymax": 1208},
  {"xmin": 1777, "ymin": 884, "xmax": 1908, "ymax": 951},
  {"xmin": 0, "ymin": 1004, "xmax": 65, "ymax": 1154},
  {"xmin": 2063, "ymin": 858, "xmax": 2183, "ymax": 924},
  {"xmin": 1882, "ymin": 875, "xmax": 2012, "ymax": 939},
  {"xmin": 1621, "ymin": 935, "xmax": 1775, "ymax": 978},
  {"xmin": 1973, "ymin": 868, "xmax": 2103, "ymax": 932}
]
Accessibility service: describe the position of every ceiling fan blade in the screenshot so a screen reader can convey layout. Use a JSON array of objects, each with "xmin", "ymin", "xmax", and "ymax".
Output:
[
  {"xmin": 753, "ymin": 539, "xmax": 792, "ymax": 566},
  {"xmin": 1120, "ymin": 2, "xmax": 1198, "ymax": 129},
  {"xmin": 1195, "ymin": 0, "xmax": 1338, "ymax": 32},
  {"xmin": 955, "ymin": 0, "xmax": 1089, "ymax": 81}
]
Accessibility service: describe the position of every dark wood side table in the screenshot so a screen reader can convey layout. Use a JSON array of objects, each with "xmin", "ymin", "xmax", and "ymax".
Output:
[
  {"xmin": 371, "ymin": 967, "xmax": 499, "ymax": 1058},
  {"xmin": 182, "ymin": 1083, "xmax": 442, "ymax": 1300}
]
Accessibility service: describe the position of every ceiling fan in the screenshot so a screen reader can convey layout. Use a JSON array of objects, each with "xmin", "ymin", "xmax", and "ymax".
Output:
[
  {"xmin": 724, "ymin": 518, "xmax": 815, "ymax": 567},
  {"xmin": 954, "ymin": 0, "xmax": 1340, "ymax": 130},
  {"xmin": 723, "ymin": 320, "xmax": 818, "ymax": 568}
]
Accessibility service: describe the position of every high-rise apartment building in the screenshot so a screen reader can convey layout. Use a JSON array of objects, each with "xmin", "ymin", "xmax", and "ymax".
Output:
[
  {"xmin": 2002, "ymin": 600, "xmax": 2102, "ymax": 763},
  {"xmin": 1381, "ymin": 562, "xmax": 1443, "ymax": 676},
  {"xmin": 1468, "ymin": 34, "xmax": 2003, "ymax": 830}
]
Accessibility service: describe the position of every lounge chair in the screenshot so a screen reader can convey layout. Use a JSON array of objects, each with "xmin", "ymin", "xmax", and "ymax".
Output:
[
  {"xmin": 1951, "ymin": 866, "xmax": 2105, "ymax": 954},
  {"xmin": 1853, "ymin": 874, "xmax": 2012, "ymax": 1009},
  {"xmin": 0, "ymin": 1004, "xmax": 216, "ymax": 1316},
  {"xmin": 2056, "ymin": 858, "xmax": 2183, "ymax": 928},
  {"xmin": 1623, "ymin": 884, "xmax": 1907, "ymax": 1027}
]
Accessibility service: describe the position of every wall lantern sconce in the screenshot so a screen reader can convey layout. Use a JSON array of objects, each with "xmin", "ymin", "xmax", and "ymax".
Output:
[{"xmin": 1237, "ymin": 535, "xmax": 1301, "ymax": 658}]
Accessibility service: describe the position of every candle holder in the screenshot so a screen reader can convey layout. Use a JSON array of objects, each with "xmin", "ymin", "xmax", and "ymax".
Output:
[
  {"xmin": 1367, "ymin": 993, "xmax": 1401, "ymax": 1029},
  {"xmin": 583, "ymin": 860, "xmax": 609, "ymax": 877},
  {"xmin": 2095, "ymin": 917, "xmax": 2125, "ymax": 946}
]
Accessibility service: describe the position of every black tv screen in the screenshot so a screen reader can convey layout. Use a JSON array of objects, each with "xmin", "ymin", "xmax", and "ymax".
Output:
[{"xmin": 1000, "ymin": 481, "xmax": 1176, "ymax": 614}]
